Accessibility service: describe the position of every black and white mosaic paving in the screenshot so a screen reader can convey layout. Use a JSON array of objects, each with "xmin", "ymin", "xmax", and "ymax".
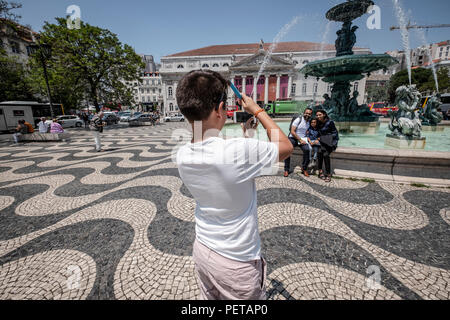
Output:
[{"xmin": 0, "ymin": 123, "xmax": 449, "ymax": 300}]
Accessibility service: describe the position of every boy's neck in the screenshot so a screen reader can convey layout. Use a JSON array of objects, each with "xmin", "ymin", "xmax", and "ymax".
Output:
[{"xmin": 190, "ymin": 120, "xmax": 222, "ymax": 144}]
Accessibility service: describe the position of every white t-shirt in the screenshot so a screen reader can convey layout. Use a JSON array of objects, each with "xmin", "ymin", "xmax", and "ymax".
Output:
[
  {"xmin": 289, "ymin": 117, "xmax": 310, "ymax": 140},
  {"xmin": 177, "ymin": 137, "xmax": 279, "ymax": 262},
  {"xmin": 38, "ymin": 121, "xmax": 49, "ymax": 133}
]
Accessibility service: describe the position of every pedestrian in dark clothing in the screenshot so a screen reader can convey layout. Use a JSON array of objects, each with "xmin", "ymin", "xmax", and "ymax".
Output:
[{"xmin": 316, "ymin": 110, "xmax": 339, "ymax": 183}]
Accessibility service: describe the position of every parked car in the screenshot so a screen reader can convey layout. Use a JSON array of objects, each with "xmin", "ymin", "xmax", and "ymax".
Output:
[
  {"xmin": 56, "ymin": 115, "xmax": 84, "ymax": 128},
  {"xmin": 103, "ymin": 113, "xmax": 119, "ymax": 125},
  {"xmin": 164, "ymin": 113, "xmax": 185, "ymax": 122},
  {"xmin": 129, "ymin": 113, "xmax": 155, "ymax": 126},
  {"xmin": 119, "ymin": 112, "xmax": 132, "ymax": 122}
]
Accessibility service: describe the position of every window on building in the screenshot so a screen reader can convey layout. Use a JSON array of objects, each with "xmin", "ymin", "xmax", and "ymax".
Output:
[
  {"xmin": 202, "ymin": 64, "xmax": 209, "ymax": 68},
  {"xmin": 140, "ymin": 88, "xmax": 144, "ymax": 93},
  {"xmin": 146, "ymin": 80, "xmax": 149, "ymax": 85},
  {"xmin": 26, "ymin": 46, "xmax": 35, "ymax": 56},
  {"xmin": 291, "ymin": 83, "xmax": 296, "ymax": 95},
  {"xmin": 313, "ymin": 83, "xmax": 318, "ymax": 93},
  {"xmin": 223, "ymin": 63, "xmax": 229, "ymax": 67},
  {"xmin": 152, "ymin": 80, "xmax": 155, "ymax": 85},
  {"xmin": 302, "ymin": 60, "xmax": 309, "ymax": 64},
  {"xmin": 354, "ymin": 82, "xmax": 359, "ymax": 92},
  {"xmin": 147, "ymin": 89, "xmax": 150, "ymax": 94},
  {"xmin": 153, "ymin": 96, "xmax": 157, "ymax": 102},
  {"xmin": 177, "ymin": 64, "xmax": 184, "ymax": 69},
  {"xmin": 10, "ymin": 41, "xmax": 20, "ymax": 54},
  {"xmin": 159, "ymin": 89, "xmax": 162, "ymax": 93},
  {"xmin": 169, "ymin": 103, "xmax": 173, "ymax": 111},
  {"xmin": 212, "ymin": 63, "xmax": 219, "ymax": 67},
  {"xmin": 302, "ymin": 83, "xmax": 307, "ymax": 96},
  {"xmin": 327, "ymin": 84, "xmax": 332, "ymax": 92},
  {"xmin": 153, "ymin": 88, "xmax": 156, "ymax": 93},
  {"xmin": 168, "ymin": 87, "xmax": 173, "ymax": 97},
  {"xmin": 13, "ymin": 110, "xmax": 25, "ymax": 117}
]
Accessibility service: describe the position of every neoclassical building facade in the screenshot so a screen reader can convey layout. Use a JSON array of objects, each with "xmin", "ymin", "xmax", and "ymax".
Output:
[{"xmin": 160, "ymin": 41, "xmax": 371, "ymax": 116}]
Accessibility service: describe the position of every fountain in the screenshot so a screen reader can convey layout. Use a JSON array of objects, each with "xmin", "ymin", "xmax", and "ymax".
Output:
[
  {"xmin": 419, "ymin": 93, "xmax": 445, "ymax": 132},
  {"xmin": 385, "ymin": 85, "xmax": 426, "ymax": 149},
  {"xmin": 299, "ymin": 0, "xmax": 399, "ymax": 134}
]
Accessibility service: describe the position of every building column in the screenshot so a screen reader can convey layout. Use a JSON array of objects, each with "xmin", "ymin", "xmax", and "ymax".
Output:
[
  {"xmin": 242, "ymin": 76, "xmax": 247, "ymax": 95},
  {"xmin": 276, "ymin": 74, "xmax": 281, "ymax": 100},
  {"xmin": 253, "ymin": 75, "xmax": 258, "ymax": 100},
  {"xmin": 264, "ymin": 75, "xmax": 269, "ymax": 105},
  {"xmin": 288, "ymin": 75, "xmax": 293, "ymax": 99}
]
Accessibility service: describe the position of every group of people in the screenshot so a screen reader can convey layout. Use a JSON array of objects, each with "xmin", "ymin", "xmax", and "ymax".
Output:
[
  {"xmin": 283, "ymin": 108, "xmax": 339, "ymax": 183},
  {"xmin": 13, "ymin": 117, "xmax": 65, "ymax": 144}
]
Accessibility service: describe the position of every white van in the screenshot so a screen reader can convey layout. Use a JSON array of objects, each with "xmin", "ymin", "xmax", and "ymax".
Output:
[{"xmin": 0, "ymin": 102, "xmax": 35, "ymax": 133}]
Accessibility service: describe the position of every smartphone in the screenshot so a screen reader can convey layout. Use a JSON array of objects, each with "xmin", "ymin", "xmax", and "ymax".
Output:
[{"xmin": 228, "ymin": 81, "xmax": 242, "ymax": 100}]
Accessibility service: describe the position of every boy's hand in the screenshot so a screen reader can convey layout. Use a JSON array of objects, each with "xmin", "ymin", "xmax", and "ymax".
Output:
[{"xmin": 241, "ymin": 93, "xmax": 262, "ymax": 115}]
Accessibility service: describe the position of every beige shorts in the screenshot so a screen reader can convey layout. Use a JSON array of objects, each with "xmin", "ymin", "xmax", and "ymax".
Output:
[{"xmin": 193, "ymin": 239, "xmax": 267, "ymax": 300}]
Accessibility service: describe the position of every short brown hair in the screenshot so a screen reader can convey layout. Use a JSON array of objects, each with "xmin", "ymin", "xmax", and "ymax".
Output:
[{"xmin": 176, "ymin": 70, "xmax": 228, "ymax": 121}]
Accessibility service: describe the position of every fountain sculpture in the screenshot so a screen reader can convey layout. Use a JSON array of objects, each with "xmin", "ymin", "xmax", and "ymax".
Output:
[
  {"xmin": 420, "ymin": 93, "xmax": 444, "ymax": 131},
  {"xmin": 300, "ymin": 0, "xmax": 399, "ymax": 133},
  {"xmin": 385, "ymin": 85, "xmax": 426, "ymax": 149}
]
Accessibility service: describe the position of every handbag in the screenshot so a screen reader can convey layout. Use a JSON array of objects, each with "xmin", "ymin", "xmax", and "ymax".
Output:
[{"xmin": 320, "ymin": 134, "xmax": 334, "ymax": 147}]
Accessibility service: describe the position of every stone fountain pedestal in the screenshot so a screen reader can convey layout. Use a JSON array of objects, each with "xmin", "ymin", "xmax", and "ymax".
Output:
[
  {"xmin": 335, "ymin": 121, "xmax": 380, "ymax": 134},
  {"xmin": 422, "ymin": 125, "xmax": 445, "ymax": 132},
  {"xmin": 385, "ymin": 135, "xmax": 426, "ymax": 150}
]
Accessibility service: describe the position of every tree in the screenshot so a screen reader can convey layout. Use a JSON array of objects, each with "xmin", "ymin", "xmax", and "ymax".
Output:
[
  {"xmin": 0, "ymin": 0, "xmax": 21, "ymax": 22},
  {"xmin": 366, "ymin": 86, "xmax": 388, "ymax": 103},
  {"xmin": 387, "ymin": 67, "xmax": 450, "ymax": 102},
  {"xmin": 38, "ymin": 18, "xmax": 144, "ymax": 112},
  {"xmin": 0, "ymin": 49, "xmax": 34, "ymax": 101}
]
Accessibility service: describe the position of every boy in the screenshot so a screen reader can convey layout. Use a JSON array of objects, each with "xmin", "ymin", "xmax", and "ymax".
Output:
[
  {"xmin": 176, "ymin": 70, "xmax": 293, "ymax": 300},
  {"xmin": 306, "ymin": 118, "xmax": 321, "ymax": 166}
]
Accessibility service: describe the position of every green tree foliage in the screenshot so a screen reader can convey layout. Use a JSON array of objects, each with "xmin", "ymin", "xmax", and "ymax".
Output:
[
  {"xmin": 37, "ymin": 18, "xmax": 144, "ymax": 111},
  {"xmin": 0, "ymin": 0, "xmax": 22, "ymax": 22},
  {"xmin": 0, "ymin": 49, "xmax": 34, "ymax": 102},
  {"xmin": 366, "ymin": 86, "xmax": 388, "ymax": 103},
  {"xmin": 387, "ymin": 67, "xmax": 450, "ymax": 102}
]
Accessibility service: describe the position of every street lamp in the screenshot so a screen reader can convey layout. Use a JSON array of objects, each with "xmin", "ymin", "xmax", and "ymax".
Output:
[{"xmin": 30, "ymin": 39, "xmax": 54, "ymax": 119}]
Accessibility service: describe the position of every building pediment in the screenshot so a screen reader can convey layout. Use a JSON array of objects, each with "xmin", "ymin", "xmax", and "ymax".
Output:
[{"xmin": 229, "ymin": 50, "xmax": 295, "ymax": 72}]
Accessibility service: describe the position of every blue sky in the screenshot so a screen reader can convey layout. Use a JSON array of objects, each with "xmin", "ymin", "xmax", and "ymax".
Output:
[{"xmin": 17, "ymin": 0, "xmax": 450, "ymax": 62}]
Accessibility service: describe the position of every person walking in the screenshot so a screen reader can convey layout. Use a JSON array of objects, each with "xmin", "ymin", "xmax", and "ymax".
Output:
[
  {"xmin": 82, "ymin": 113, "xmax": 89, "ymax": 128},
  {"xmin": 176, "ymin": 70, "xmax": 293, "ymax": 300},
  {"xmin": 283, "ymin": 108, "xmax": 313, "ymax": 177},
  {"xmin": 316, "ymin": 109, "xmax": 339, "ymax": 183},
  {"xmin": 90, "ymin": 112, "xmax": 105, "ymax": 152}
]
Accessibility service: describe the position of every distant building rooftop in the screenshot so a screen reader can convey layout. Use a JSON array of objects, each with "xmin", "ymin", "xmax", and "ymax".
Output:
[{"xmin": 165, "ymin": 41, "xmax": 368, "ymax": 58}]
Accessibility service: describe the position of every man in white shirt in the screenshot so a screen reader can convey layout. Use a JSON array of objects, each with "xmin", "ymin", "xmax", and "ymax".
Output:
[
  {"xmin": 283, "ymin": 108, "xmax": 313, "ymax": 177},
  {"xmin": 38, "ymin": 117, "xmax": 49, "ymax": 133},
  {"xmin": 176, "ymin": 70, "xmax": 293, "ymax": 300}
]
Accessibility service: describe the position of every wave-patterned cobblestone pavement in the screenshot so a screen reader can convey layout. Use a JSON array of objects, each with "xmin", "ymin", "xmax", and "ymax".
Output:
[{"xmin": 0, "ymin": 123, "xmax": 449, "ymax": 300}]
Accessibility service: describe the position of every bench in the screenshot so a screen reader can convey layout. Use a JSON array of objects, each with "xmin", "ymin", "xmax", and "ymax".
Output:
[{"xmin": 17, "ymin": 133, "xmax": 70, "ymax": 142}]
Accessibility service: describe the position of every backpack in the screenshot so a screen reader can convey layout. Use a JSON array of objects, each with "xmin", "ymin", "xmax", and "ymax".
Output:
[{"xmin": 288, "ymin": 114, "xmax": 301, "ymax": 139}]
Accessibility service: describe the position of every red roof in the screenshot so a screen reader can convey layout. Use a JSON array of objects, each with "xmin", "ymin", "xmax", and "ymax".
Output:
[{"xmin": 165, "ymin": 41, "xmax": 367, "ymax": 58}]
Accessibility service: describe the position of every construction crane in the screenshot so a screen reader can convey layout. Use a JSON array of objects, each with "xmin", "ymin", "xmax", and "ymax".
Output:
[{"xmin": 390, "ymin": 23, "xmax": 450, "ymax": 31}]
